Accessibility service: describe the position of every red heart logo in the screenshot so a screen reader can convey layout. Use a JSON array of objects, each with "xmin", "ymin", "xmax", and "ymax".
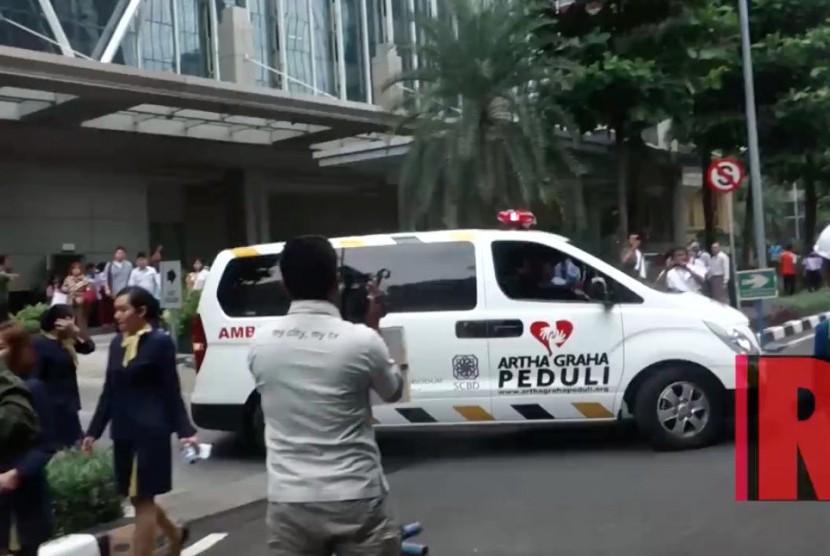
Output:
[
  {"xmin": 530, "ymin": 321, "xmax": 552, "ymax": 355},
  {"xmin": 552, "ymin": 320, "xmax": 573, "ymax": 347},
  {"xmin": 530, "ymin": 320, "xmax": 574, "ymax": 356}
]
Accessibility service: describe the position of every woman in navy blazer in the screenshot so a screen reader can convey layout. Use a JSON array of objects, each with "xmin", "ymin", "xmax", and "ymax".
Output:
[
  {"xmin": 32, "ymin": 304, "xmax": 95, "ymax": 448},
  {"xmin": 0, "ymin": 323, "xmax": 57, "ymax": 556},
  {"xmin": 83, "ymin": 286, "xmax": 197, "ymax": 556}
]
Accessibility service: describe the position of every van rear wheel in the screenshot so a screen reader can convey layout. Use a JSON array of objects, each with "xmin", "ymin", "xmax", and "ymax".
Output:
[
  {"xmin": 241, "ymin": 400, "xmax": 265, "ymax": 455},
  {"xmin": 634, "ymin": 367, "xmax": 724, "ymax": 451}
]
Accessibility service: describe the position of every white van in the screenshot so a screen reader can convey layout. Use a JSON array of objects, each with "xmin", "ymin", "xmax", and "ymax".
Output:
[{"xmin": 189, "ymin": 228, "xmax": 758, "ymax": 451}]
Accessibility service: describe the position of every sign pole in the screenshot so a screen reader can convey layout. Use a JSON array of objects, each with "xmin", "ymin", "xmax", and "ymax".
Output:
[
  {"xmin": 727, "ymin": 192, "xmax": 738, "ymax": 306},
  {"xmin": 159, "ymin": 260, "xmax": 184, "ymax": 352},
  {"xmin": 170, "ymin": 312, "xmax": 179, "ymax": 353},
  {"xmin": 738, "ymin": 0, "xmax": 769, "ymax": 341}
]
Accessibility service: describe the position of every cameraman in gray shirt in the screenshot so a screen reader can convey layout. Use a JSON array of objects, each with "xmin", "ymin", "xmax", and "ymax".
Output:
[{"xmin": 248, "ymin": 236, "xmax": 404, "ymax": 556}]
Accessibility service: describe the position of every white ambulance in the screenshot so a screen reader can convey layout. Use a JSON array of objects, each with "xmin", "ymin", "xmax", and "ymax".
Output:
[{"xmin": 189, "ymin": 218, "xmax": 757, "ymax": 451}]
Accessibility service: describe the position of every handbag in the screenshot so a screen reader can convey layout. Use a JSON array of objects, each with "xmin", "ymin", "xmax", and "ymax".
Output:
[
  {"xmin": 83, "ymin": 287, "xmax": 97, "ymax": 305},
  {"xmin": 51, "ymin": 290, "xmax": 68, "ymax": 306}
]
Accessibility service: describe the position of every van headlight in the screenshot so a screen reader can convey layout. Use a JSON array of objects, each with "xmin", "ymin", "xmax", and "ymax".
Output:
[{"xmin": 705, "ymin": 321, "xmax": 760, "ymax": 355}]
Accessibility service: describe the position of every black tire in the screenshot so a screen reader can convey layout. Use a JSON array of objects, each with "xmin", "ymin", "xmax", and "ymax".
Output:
[
  {"xmin": 240, "ymin": 397, "xmax": 266, "ymax": 455},
  {"xmin": 634, "ymin": 366, "xmax": 725, "ymax": 451}
]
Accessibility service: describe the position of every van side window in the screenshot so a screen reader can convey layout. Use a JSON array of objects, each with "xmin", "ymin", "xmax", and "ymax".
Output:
[
  {"xmin": 492, "ymin": 240, "xmax": 630, "ymax": 303},
  {"xmin": 217, "ymin": 255, "xmax": 291, "ymax": 317},
  {"xmin": 341, "ymin": 241, "xmax": 477, "ymax": 313}
]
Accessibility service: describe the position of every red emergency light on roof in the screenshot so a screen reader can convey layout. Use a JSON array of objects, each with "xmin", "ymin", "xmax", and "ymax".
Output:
[{"xmin": 497, "ymin": 209, "xmax": 536, "ymax": 229}]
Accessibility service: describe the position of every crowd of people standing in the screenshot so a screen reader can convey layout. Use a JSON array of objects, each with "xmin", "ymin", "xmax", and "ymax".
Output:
[
  {"xmin": 0, "ymin": 273, "xmax": 199, "ymax": 555},
  {"xmin": 621, "ymin": 234, "xmax": 732, "ymax": 303}
]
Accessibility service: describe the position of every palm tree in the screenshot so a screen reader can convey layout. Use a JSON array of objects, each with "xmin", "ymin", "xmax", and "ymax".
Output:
[{"xmin": 384, "ymin": 0, "xmax": 578, "ymax": 229}]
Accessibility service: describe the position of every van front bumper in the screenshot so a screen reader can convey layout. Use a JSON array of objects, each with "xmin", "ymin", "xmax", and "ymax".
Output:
[{"xmin": 191, "ymin": 402, "xmax": 246, "ymax": 432}]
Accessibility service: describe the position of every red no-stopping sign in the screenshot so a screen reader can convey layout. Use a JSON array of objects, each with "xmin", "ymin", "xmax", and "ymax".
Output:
[{"xmin": 706, "ymin": 157, "xmax": 745, "ymax": 193}]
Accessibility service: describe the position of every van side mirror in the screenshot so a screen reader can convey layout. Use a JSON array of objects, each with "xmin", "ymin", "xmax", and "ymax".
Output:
[{"xmin": 588, "ymin": 278, "xmax": 611, "ymax": 305}]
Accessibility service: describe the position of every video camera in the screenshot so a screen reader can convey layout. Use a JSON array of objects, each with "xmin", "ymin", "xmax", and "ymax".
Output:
[{"xmin": 339, "ymin": 261, "xmax": 391, "ymax": 324}]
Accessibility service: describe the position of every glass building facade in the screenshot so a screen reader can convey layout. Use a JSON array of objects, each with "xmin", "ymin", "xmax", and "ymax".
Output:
[{"xmin": 0, "ymin": 0, "xmax": 447, "ymax": 106}]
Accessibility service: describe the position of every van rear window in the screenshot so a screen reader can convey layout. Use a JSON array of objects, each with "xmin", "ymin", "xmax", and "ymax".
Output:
[
  {"xmin": 217, "ymin": 255, "xmax": 290, "ymax": 317},
  {"xmin": 342, "ymin": 241, "xmax": 477, "ymax": 313},
  {"xmin": 216, "ymin": 241, "xmax": 477, "ymax": 317}
]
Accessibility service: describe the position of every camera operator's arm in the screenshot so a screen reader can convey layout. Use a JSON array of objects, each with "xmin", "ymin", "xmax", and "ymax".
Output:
[
  {"xmin": 366, "ymin": 332, "xmax": 404, "ymax": 403},
  {"xmin": 362, "ymin": 280, "xmax": 403, "ymax": 402}
]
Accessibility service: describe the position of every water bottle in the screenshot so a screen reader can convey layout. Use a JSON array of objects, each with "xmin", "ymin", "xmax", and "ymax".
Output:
[{"xmin": 182, "ymin": 445, "xmax": 199, "ymax": 464}]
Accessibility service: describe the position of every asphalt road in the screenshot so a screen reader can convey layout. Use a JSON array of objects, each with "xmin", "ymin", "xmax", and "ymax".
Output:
[{"xmin": 174, "ymin": 332, "xmax": 827, "ymax": 556}]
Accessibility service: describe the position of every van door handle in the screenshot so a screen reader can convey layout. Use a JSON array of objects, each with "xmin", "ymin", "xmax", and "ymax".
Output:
[
  {"xmin": 456, "ymin": 320, "xmax": 524, "ymax": 338},
  {"xmin": 489, "ymin": 320, "xmax": 524, "ymax": 338}
]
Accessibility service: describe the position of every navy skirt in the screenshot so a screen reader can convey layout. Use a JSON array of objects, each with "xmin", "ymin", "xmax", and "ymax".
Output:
[{"xmin": 112, "ymin": 437, "xmax": 173, "ymax": 499}]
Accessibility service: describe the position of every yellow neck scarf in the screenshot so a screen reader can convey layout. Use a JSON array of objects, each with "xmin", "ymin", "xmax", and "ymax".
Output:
[
  {"xmin": 43, "ymin": 331, "xmax": 77, "ymax": 367},
  {"xmin": 121, "ymin": 325, "xmax": 153, "ymax": 366}
]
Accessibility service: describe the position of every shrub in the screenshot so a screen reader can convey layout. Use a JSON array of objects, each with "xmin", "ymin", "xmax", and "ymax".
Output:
[
  {"xmin": 47, "ymin": 448, "xmax": 123, "ymax": 536},
  {"xmin": 163, "ymin": 290, "xmax": 202, "ymax": 353},
  {"xmin": 11, "ymin": 303, "xmax": 49, "ymax": 334}
]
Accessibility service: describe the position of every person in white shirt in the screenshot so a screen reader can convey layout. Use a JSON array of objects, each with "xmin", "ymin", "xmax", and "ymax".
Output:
[
  {"xmin": 620, "ymin": 233, "xmax": 647, "ymax": 279},
  {"xmin": 708, "ymin": 242, "xmax": 731, "ymax": 303},
  {"xmin": 803, "ymin": 250, "xmax": 824, "ymax": 292},
  {"xmin": 663, "ymin": 247, "xmax": 706, "ymax": 293},
  {"xmin": 127, "ymin": 252, "xmax": 160, "ymax": 300},
  {"xmin": 552, "ymin": 257, "xmax": 582, "ymax": 286},
  {"xmin": 248, "ymin": 236, "xmax": 404, "ymax": 556}
]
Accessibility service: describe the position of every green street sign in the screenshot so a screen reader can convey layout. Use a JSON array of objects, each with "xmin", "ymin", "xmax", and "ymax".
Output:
[{"xmin": 736, "ymin": 268, "xmax": 778, "ymax": 301}]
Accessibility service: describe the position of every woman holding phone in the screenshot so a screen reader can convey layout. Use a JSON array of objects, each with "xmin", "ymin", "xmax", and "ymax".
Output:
[
  {"xmin": 83, "ymin": 286, "xmax": 197, "ymax": 556},
  {"xmin": 32, "ymin": 304, "xmax": 95, "ymax": 449}
]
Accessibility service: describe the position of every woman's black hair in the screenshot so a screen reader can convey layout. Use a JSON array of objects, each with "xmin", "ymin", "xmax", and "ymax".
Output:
[
  {"xmin": 41, "ymin": 304, "xmax": 75, "ymax": 332},
  {"xmin": 116, "ymin": 286, "xmax": 161, "ymax": 322}
]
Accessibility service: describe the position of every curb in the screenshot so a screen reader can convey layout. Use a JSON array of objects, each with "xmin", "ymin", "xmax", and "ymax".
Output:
[
  {"xmin": 39, "ymin": 521, "xmax": 189, "ymax": 556},
  {"xmin": 759, "ymin": 311, "xmax": 830, "ymax": 345}
]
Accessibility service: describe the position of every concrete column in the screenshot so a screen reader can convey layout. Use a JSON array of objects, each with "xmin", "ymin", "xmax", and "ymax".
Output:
[
  {"xmin": 221, "ymin": 169, "xmax": 247, "ymax": 247},
  {"xmin": 258, "ymin": 184, "xmax": 270, "ymax": 243},
  {"xmin": 218, "ymin": 6, "xmax": 257, "ymax": 86},
  {"xmin": 371, "ymin": 43, "xmax": 403, "ymax": 110},
  {"xmin": 243, "ymin": 174, "xmax": 259, "ymax": 246}
]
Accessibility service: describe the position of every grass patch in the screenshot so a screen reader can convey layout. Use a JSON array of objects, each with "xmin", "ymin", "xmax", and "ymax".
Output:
[
  {"xmin": 771, "ymin": 290, "xmax": 830, "ymax": 314},
  {"xmin": 746, "ymin": 289, "xmax": 830, "ymax": 327}
]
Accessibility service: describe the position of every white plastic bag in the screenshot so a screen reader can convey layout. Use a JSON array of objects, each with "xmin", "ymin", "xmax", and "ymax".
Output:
[{"xmin": 50, "ymin": 290, "xmax": 68, "ymax": 306}]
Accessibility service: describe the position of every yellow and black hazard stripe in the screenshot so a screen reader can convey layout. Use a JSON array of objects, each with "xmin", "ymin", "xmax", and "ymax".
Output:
[
  {"xmin": 377, "ymin": 402, "xmax": 614, "ymax": 424},
  {"xmin": 507, "ymin": 402, "xmax": 614, "ymax": 420}
]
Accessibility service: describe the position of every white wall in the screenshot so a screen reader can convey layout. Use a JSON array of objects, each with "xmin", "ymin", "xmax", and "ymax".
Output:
[{"xmin": 0, "ymin": 165, "xmax": 149, "ymax": 291}]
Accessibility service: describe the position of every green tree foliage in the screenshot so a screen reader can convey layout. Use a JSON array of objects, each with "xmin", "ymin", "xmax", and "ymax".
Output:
[
  {"xmin": 547, "ymin": 0, "xmax": 725, "ymax": 238},
  {"xmin": 384, "ymin": 0, "xmax": 578, "ymax": 229},
  {"xmin": 677, "ymin": 0, "xmax": 830, "ymax": 256},
  {"xmin": 762, "ymin": 19, "xmax": 830, "ymax": 245}
]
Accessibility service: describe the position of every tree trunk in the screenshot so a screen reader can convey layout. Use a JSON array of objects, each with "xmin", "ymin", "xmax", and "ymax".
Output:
[
  {"xmin": 614, "ymin": 126, "xmax": 630, "ymax": 238},
  {"xmin": 700, "ymin": 152, "xmax": 716, "ymax": 249},
  {"xmin": 571, "ymin": 176, "xmax": 588, "ymax": 238},
  {"xmin": 804, "ymin": 175, "xmax": 817, "ymax": 249},
  {"xmin": 671, "ymin": 165, "xmax": 686, "ymax": 245}
]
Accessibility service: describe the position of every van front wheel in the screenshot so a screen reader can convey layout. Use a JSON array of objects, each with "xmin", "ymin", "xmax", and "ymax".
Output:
[{"xmin": 634, "ymin": 368, "xmax": 724, "ymax": 451}]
